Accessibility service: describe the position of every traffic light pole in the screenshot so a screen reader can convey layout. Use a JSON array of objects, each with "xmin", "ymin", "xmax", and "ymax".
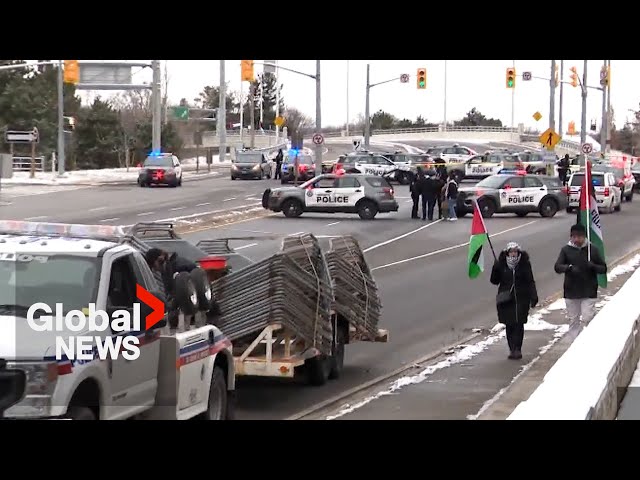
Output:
[
  {"xmin": 218, "ymin": 60, "xmax": 226, "ymax": 163},
  {"xmin": 151, "ymin": 60, "xmax": 162, "ymax": 153},
  {"xmin": 549, "ymin": 60, "xmax": 556, "ymax": 135},
  {"xmin": 580, "ymin": 60, "xmax": 588, "ymax": 166},
  {"xmin": 57, "ymin": 60, "xmax": 66, "ymax": 177},
  {"xmin": 364, "ymin": 66, "xmax": 410, "ymax": 148},
  {"xmin": 559, "ymin": 60, "xmax": 564, "ymax": 139},
  {"xmin": 600, "ymin": 61, "xmax": 608, "ymax": 154}
]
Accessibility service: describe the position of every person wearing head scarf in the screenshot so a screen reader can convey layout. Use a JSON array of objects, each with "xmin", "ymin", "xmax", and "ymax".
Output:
[{"xmin": 490, "ymin": 242, "xmax": 538, "ymax": 360}]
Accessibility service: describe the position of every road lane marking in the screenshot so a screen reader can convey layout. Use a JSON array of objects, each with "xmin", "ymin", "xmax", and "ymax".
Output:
[
  {"xmin": 154, "ymin": 202, "xmax": 261, "ymax": 223},
  {"xmin": 288, "ymin": 231, "xmax": 304, "ymax": 236},
  {"xmin": 137, "ymin": 211, "xmax": 155, "ymax": 217},
  {"xmin": 169, "ymin": 206, "xmax": 186, "ymax": 211},
  {"xmin": 24, "ymin": 216, "xmax": 48, "ymax": 221},
  {"xmin": 235, "ymin": 242, "xmax": 258, "ymax": 250},
  {"xmin": 405, "ymin": 200, "xmax": 412, "ymax": 203},
  {"xmin": 89, "ymin": 206, "xmax": 107, "ymax": 212},
  {"xmin": 326, "ymin": 222, "xmax": 340, "ymax": 227},
  {"xmin": 370, "ymin": 221, "xmax": 538, "ymax": 271},
  {"xmin": 100, "ymin": 217, "xmax": 120, "ymax": 223},
  {"xmin": 196, "ymin": 202, "xmax": 211, "ymax": 207},
  {"xmin": 223, "ymin": 197, "xmax": 236, "ymax": 202},
  {"xmin": 363, "ymin": 219, "xmax": 443, "ymax": 253}
]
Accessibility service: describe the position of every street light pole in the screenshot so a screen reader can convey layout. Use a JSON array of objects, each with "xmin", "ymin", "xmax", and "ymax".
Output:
[
  {"xmin": 151, "ymin": 60, "xmax": 162, "ymax": 152},
  {"xmin": 57, "ymin": 60, "xmax": 65, "ymax": 176},
  {"xmin": 364, "ymin": 63, "xmax": 371, "ymax": 148},
  {"xmin": 346, "ymin": 60, "xmax": 350, "ymax": 136},
  {"xmin": 218, "ymin": 60, "xmax": 226, "ymax": 162},
  {"xmin": 443, "ymin": 60, "xmax": 447, "ymax": 131},
  {"xmin": 315, "ymin": 60, "xmax": 322, "ymax": 177},
  {"xmin": 559, "ymin": 60, "xmax": 564, "ymax": 138},
  {"xmin": 275, "ymin": 61, "xmax": 280, "ymax": 142}
]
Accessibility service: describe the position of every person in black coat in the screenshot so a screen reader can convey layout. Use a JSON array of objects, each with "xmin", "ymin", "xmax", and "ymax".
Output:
[
  {"xmin": 410, "ymin": 167, "xmax": 425, "ymax": 219},
  {"xmin": 490, "ymin": 242, "xmax": 538, "ymax": 360},
  {"xmin": 557, "ymin": 154, "xmax": 570, "ymax": 185},
  {"xmin": 434, "ymin": 161, "xmax": 447, "ymax": 219},
  {"xmin": 274, "ymin": 149, "xmax": 284, "ymax": 179}
]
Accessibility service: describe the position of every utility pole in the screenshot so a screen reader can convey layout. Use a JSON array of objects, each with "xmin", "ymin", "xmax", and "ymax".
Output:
[
  {"xmin": 315, "ymin": 60, "xmax": 322, "ymax": 177},
  {"xmin": 580, "ymin": 60, "xmax": 588, "ymax": 166},
  {"xmin": 218, "ymin": 60, "xmax": 226, "ymax": 163},
  {"xmin": 511, "ymin": 60, "xmax": 515, "ymax": 134},
  {"xmin": 559, "ymin": 60, "xmax": 564, "ymax": 138},
  {"xmin": 239, "ymin": 80, "xmax": 244, "ymax": 146},
  {"xmin": 151, "ymin": 60, "xmax": 162, "ymax": 152},
  {"xmin": 600, "ymin": 60, "xmax": 608, "ymax": 154},
  {"xmin": 607, "ymin": 59, "xmax": 612, "ymax": 153},
  {"xmin": 549, "ymin": 60, "xmax": 556, "ymax": 133},
  {"xmin": 57, "ymin": 60, "xmax": 65, "ymax": 176},
  {"xmin": 443, "ymin": 60, "xmax": 448, "ymax": 131},
  {"xmin": 364, "ymin": 63, "xmax": 371, "ymax": 148},
  {"xmin": 275, "ymin": 61, "xmax": 280, "ymax": 142},
  {"xmin": 346, "ymin": 60, "xmax": 350, "ymax": 136},
  {"xmin": 249, "ymin": 82, "xmax": 256, "ymax": 148}
]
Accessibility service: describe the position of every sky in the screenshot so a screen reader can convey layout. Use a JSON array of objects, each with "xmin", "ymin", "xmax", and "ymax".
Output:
[{"xmin": 80, "ymin": 60, "xmax": 640, "ymax": 133}]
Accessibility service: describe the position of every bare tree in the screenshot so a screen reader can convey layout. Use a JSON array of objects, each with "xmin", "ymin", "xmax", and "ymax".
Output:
[{"xmin": 283, "ymin": 107, "xmax": 314, "ymax": 138}]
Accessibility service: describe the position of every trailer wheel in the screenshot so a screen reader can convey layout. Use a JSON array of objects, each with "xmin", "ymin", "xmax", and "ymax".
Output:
[
  {"xmin": 189, "ymin": 268, "xmax": 212, "ymax": 311},
  {"xmin": 199, "ymin": 366, "xmax": 228, "ymax": 420},
  {"xmin": 67, "ymin": 406, "xmax": 96, "ymax": 420},
  {"xmin": 329, "ymin": 323, "xmax": 348, "ymax": 380},
  {"xmin": 306, "ymin": 355, "xmax": 331, "ymax": 386},
  {"xmin": 174, "ymin": 272, "xmax": 199, "ymax": 315}
]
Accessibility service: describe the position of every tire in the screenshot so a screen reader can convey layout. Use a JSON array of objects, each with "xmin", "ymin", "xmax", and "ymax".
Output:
[
  {"xmin": 67, "ymin": 406, "xmax": 96, "ymax": 420},
  {"xmin": 539, "ymin": 198, "xmax": 559, "ymax": 218},
  {"xmin": 328, "ymin": 322, "xmax": 348, "ymax": 380},
  {"xmin": 357, "ymin": 200, "xmax": 378, "ymax": 220},
  {"xmin": 198, "ymin": 366, "xmax": 228, "ymax": 420},
  {"xmin": 614, "ymin": 199, "xmax": 621, "ymax": 212},
  {"xmin": 190, "ymin": 268, "xmax": 212, "ymax": 311},
  {"xmin": 174, "ymin": 271, "xmax": 199, "ymax": 315},
  {"xmin": 169, "ymin": 181, "xmax": 178, "ymax": 188},
  {"xmin": 281, "ymin": 199, "xmax": 303, "ymax": 218},
  {"xmin": 231, "ymin": 176, "xmax": 236, "ymax": 180},
  {"xmin": 306, "ymin": 355, "xmax": 331, "ymax": 386},
  {"xmin": 477, "ymin": 197, "xmax": 496, "ymax": 218},
  {"xmin": 178, "ymin": 176, "xmax": 183, "ymax": 186},
  {"xmin": 262, "ymin": 189, "xmax": 271, "ymax": 209},
  {"xmin": 516, "ymin": 211, "xmax": 528, "ymax": 217}
]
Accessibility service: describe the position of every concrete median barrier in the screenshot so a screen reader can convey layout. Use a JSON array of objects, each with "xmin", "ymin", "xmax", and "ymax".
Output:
[{"xmin": 507, "ymin": 267, "xmax": 640, "ymax": 420}]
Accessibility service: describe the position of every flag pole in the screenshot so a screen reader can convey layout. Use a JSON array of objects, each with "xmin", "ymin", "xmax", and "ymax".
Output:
[
  {"xmin": 585, "ymin": 161, "xmax": 592, "ymax": 261},
  {"xmin": 475, "ymin": 200, "xmax": 497, "ymax": 261}
]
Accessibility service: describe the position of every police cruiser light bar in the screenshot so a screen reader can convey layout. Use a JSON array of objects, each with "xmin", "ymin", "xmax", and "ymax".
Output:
[{"xmin": 0, "ymin": 220, "xmax": 125, "ymax": 240}]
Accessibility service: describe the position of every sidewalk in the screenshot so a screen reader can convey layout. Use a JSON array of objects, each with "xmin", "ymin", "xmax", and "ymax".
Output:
[{"xmin": 314, "ymin": 254, "xmax": 640, "ymax": 421}]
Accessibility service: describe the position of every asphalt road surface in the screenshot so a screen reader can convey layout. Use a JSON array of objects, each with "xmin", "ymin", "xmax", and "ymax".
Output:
[{"xmin": 179, "ymin": 183, "xmax": 640, "ymax": 419}]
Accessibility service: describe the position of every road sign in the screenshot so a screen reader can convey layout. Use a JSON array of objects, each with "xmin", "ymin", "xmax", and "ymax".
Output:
[
  {"xmin": 172, "ymin": 106, "xmax": 189, "ymax": 120},
  {"xmin": 581, "ymin": 143, "xmax": 593, "ymax": 154},
  {"xmin": 400, "ymin": 74, "xmax": 409, "ymax": 83},
  {"xmin": 533, "ymin": 111, "xmax": 542, "ymax": 122},
  {"xmin": 312, "ymin": 133, "xmax": 324, "ymax": 145},
  {"xmin": 522, "ymin": 71, "xmax": 532, "ymax": 81},
  {"xmin": 274, "ymin": 116, "xmax": 285, "ymax": 127},
  {"xmin": 539, "ymin": 127, "xmax": 561, "ymax": 150},
  {"xmin": 5, "ymin": 128, "xmax": 39, "ymax": 144}
]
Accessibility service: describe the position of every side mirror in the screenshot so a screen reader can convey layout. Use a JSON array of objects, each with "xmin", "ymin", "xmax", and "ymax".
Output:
[{"xmin": 139, "ymin": 289, "xmax": 168, "ymax": 330}]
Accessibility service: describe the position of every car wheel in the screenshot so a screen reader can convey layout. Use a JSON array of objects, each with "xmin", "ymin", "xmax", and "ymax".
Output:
[
  {"xmin": 539, "ymin": 198, "xmax": 558, "ymax": 218},
  {"xmin": 328, "ymin": 321, "xmax": 348, "ymax": 380},
  {"xmin": 197, "ymin": 366, "xmax": 228, "ymax": 420},
  {"xmin": 262, "ymin": 188, "xmax": 271, "ymax": 209},
  {"xmin": 357, "ymin": 200, "xmax": 378, "ymax": 220},
  {"xmin": 281, "ymin": 199, "xmax": 303, "ymax": 218},
  {"xmin": 477, "ymin": 197, "xmax": 496, "ymax": 218}
]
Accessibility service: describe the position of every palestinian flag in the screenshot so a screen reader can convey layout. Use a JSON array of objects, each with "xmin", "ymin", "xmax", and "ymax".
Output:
[
  {"xmin": 468, "ymin": 200, "xmax": 489, "ymax": 279},
  {"xmin": 579, "ymin": 161, "xmax": 607, "ymax": 288}
]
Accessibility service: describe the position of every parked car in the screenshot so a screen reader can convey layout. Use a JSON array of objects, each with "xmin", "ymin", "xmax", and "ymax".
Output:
[{"xmin": 231, "ymin": 150, "xmax": 271, "ymax": 180}]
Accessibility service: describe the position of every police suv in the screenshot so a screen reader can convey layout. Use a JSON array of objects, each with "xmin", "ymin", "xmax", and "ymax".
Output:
[
  {"xmin": 333, "ymin": 152, "xmax": 414, "ymax": 185},
  {"xmin": 456, "ymin": 172, "xmax": 568, "ymax": 218},
  {"xmin": 566, "ymin": 170, "xmax": 622, "ymax": 214},
  {"xmin": 447, "ymin": 153, "xmax": 505, "ymax": 183},
  {"xmin": 262, "ymin": 173, "xmax": 399, "ymax": 220}
]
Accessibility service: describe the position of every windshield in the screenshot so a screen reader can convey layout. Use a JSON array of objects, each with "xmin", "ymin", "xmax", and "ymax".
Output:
[
  {"xmin": 285, "ymin": 155, "xmax": 314, "ymax": 165},
  {"xmin": 234, "ymin": 153, "xmax": 262, "ymax": 164},
  {"xmin": 476, "ymin": 175, "xmax": 508, "ymax": 189},
  {"xmin": 144, "ymin": 156, "xmax": 173, "ymax": 167},
  {"xmin": 570, "ymin": 174, "xmax": 605, "ymax": 186},
  {"xmin": 592, "ymin": 165, "xmax": 624, "ymax": 178},
  {"xmin": 0, "ymin": 254, "xmax": 100, "ymax": 315}
]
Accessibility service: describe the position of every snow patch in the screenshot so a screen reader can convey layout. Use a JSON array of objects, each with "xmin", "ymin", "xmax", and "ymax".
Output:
[
  {"xmin": 607, "ymin": 254, "xmax": 640, "ymax": 282},
  {"xmin": 546, "ymin": 299, "xmax": 566, "ymax": 311}
]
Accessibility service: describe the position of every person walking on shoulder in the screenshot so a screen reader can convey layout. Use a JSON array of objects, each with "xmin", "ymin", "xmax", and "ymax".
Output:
[
  {"xmin": 490, "ymin": 242, "xmax": 538, "ymax": 360},
  {"xmin": 554, "ymin": 223, "xmax": 607, "ymax": 330}
]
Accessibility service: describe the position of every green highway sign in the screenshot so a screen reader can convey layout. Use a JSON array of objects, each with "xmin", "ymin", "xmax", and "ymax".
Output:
[{"xmin": 172, "ymin": 106, "xmax": 189, "ymax": 120}]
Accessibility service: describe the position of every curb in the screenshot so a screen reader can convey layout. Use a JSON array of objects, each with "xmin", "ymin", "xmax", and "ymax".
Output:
[{"xmin": 3, "ymin": 170, "xmax": 222, "ymax": 187}]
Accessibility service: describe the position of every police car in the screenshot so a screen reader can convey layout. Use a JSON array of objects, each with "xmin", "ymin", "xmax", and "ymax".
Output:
[
  {"xmin": 566, "ymin": 170, "xmax": 622, "ymax": 214},
  {"xmin": 439, "ymin": 144, "xmax": 478, "ymax": 164},
  {"xmin": 333, "ymin": 153, "xmax": 414, "ymax": 185},
  {"xmin": 262, "ymin": 173, "xmax": 399, "ymax": 220},
  {"xmin": 447, "ymin": 154, "xmax": 505, "ymax": 183},
  {"xmin": 456, "ymin": 172, "xmax": 568, "ymax": 218}
]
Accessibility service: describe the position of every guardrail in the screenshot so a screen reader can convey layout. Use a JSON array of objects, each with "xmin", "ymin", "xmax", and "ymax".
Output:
[
  {"xmin": 508, "ymin": 266, "xmax": 640, "ymax": 420},
  {"xmin": 12, "ymin": 156, "xmax": 44, "ymax": 172},
  {"xmin": 322, "ymin": 126, "xmax": 524, "ymax": 139}
]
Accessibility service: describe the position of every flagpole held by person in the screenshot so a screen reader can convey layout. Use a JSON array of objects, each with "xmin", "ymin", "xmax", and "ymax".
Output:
[{"xmin": 468, "ymin": 199, "xmax": 496, "ymax": 279}]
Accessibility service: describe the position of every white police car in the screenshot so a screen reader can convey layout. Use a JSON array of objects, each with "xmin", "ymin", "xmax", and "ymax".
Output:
[{"xmin": 566, "ymin": 170, "xmax": 622, "ymax": 214}]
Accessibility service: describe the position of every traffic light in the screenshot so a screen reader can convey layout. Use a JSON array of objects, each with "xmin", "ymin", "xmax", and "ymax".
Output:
[
  {"xmin": 568, "ymin": 121, "xmax": 576, "ymax": 135},
  {"xmin": 416, "ymin": 68, "xmax": 426, "ymax": 89},
  {"xmin": 569, "ymin": 66, "xmax": 578, "ymax": 87},
  {"xmin": 554, "ymin": 64, "xmax": 559, "ymax": 87},
  {"xmin": 63, "ymin": 116, "xmax": 76, "ymax": 132},
  {"xmin": 63, "ymin": 60, "xmax": 79, "ymax": 84},
  {"xmin": 600, "ymin": 65, "xmax": 610, "ymax": 87},
  {"xmin": 506, "ymin": 67, "xmax": 516, "ymax": 88},
  {"xmin": 241, "ymin": 60, "xmax": 254, "ymax": 82}
]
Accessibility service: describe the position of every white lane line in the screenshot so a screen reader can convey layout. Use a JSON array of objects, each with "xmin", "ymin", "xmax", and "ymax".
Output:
[
  {"xmin": 288, "ymin": 231, "xmax": 304, "ymax": 236},
  {"xmin": 370, "ymin": 221, "xmax": 538, "ymax": 271},
  {"xmin": 395, "ymin": 196, "xmax": 411, "ymax": 199},
  {"xmin": 100, "ymin": 217, "xmax": 120, "ymax": 223},
  {"xmin": 137, "ymin": 211, "xmax": 155, "ymax": 217},
  {"xmin": 196, "ymin": 202, "xmax": 211, "ymax": 207},
  {"xmin": 235, "ymin": 242, "xmax": 258, "ymax": 251},
  {"xmin": 89, "ymin": 206, "xmax": 107, "ymax": 212},
  {"xmin": 363, "ymin": 219, "xmax": 443, "ymax": 253},
  {"xmin": 169, "ymin": 206, "xmax": 186, "ymax": 211},
  {"xmin": 154, "ymin": 202, "xmax": 261, "ymax": 223},
  {"xmin": 326, "ymin": 221, "xmax": 341, "ymax": 227},
  {"xmin": 245, "ymin": 197, "xmax": 259, "ymax": 201},
  {"xmin": 405, "ymin": 200, "xmax": 412, "ymax": 203},
  {"xmin": 223, "ymin": 197, "xmax": 236, "ymax": 202},
  {"xmin": 24, "ymin": 215, "xmax": 49, "ymax": 221}
]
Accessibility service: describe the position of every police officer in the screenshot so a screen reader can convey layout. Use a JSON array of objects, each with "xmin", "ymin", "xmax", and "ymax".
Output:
[
  {"xmin": 435, "ymin": 160, "xmax": 448, "ymax": 219},
  {"xmin": 274, "ymin": 149, "xmax": 284, "ymax": 180},
  {"xmin": 410, "ymin": 167, "xmax": 425, "ymax": 219},
  {"xmin": 557, "ymin": 154, "xmax": 570, "ymax": 185},
  {"xmin": 422, "ymin": 169, "xmax": 440, "ymax": 221}
]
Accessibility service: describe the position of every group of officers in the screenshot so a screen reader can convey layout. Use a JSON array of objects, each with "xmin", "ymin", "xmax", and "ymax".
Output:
[{"xmin": 410, "ymin": 164, "xmax": 457, "ymax": 221}]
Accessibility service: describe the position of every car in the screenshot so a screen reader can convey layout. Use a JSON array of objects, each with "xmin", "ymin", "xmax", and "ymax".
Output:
[
  {"xmin": 138, "ymin": 152, "xmax": 183, "ymax": 187},
  {"xmin": 446, "ymin": 153, "xmax": 505, "ymax": 183},
  {"xmin": 262, "ymin": 173, "xmax": 399, "ymax": 220},
  {"xmin": 333, "ymin": 152, "xmax": 414, "ymax": 184},
  {"xmin": 281, "ymin": 153, "xmax": 317, "ymax": 184},
  {"xmin": 438, "ymin": 144, "xmax": 478, "ymax": 164},
  {"xmin": 632, "ymin": 162, "xmax": 640, "ymax": 191},
  {"xmin": 566, "ymin": 170, "xmax": 622, "ymax": 214},
  {"xmin": 592, "ymin": 163, "xmax": 635, "ymax": 202},
  {"xmin": 516, "ymin": 150, "xmax": 558, "ymax": 174},
  {"xmin": 230, "ymin": 150, "xmax": 271, "ymax": 180},
  {"xmin": 456, "ymin": 172, "xmax": 568, "ymax": 218}
]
